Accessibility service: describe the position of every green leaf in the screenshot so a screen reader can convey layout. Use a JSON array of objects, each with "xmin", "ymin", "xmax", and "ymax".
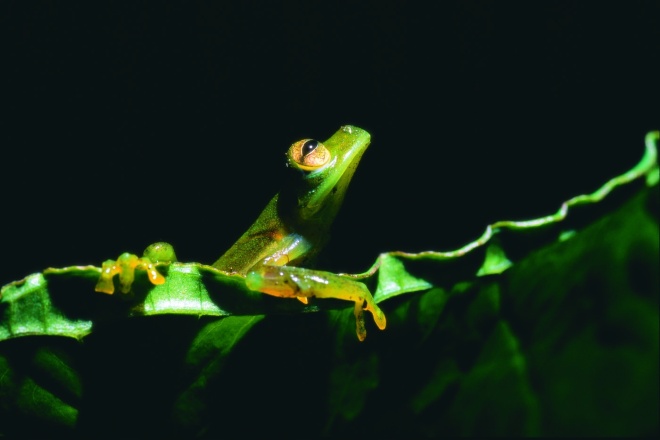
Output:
[
  {"xmin": 372, "ymin": 254, "xmax": 433, "ymax": 302},
  {"xmin": 172, "ymin": 315, "xmax": 265, "ymax": 432},
  {"xmin": 0, "ymin": 338, "xmax": 82, "ymax": 438},
  {"xmin": 0, "ymin": 133, "xmax": 658, "ymax": 436},
  {"xmin": 0, "ymin": 272, "xmax": 93, "ymax": 341}
]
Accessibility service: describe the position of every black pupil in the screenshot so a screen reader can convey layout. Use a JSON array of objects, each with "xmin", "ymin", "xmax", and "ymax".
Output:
[{"xmin": 301, "ymin": 140, "xmax": 318, "ymax": 156}]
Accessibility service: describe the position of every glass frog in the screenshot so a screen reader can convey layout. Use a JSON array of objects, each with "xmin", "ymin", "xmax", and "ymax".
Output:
[{"xmin": 95, "ymin": 125, "xmax": 386, "ymax": 341}]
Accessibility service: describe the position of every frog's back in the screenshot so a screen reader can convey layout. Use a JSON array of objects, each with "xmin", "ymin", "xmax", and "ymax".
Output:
[{"xmin": 212, "ymin": 196, "xmax": 286, "ymax": 274}]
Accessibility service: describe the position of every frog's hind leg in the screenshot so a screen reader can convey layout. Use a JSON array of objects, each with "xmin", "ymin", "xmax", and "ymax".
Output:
[
  {"xmin": 246, "ymin": 265, "xmax": 386, "ymax": 341},
  {"xmin": 353, "ymin": 295, "xmax": 386, "ymax": 341},
  {"xmin": 362, "ymin": 296, "xmax": 386, "ymax": 331},
  {"xmin": 353, "ymin": 302, "xmax": 367, "ymax": 341}
]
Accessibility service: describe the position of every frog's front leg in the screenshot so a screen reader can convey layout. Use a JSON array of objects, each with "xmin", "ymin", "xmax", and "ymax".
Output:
[
  {"xmin": 95, "ymin": 253, "xmax": 164, "ymax": 294},
  {"xmin": 246, "ymin": 265, "xmax": 386, "ymax": 341},
  {"xmin": 95, "ymin": 242, "xmax": 175, "ymax": 294}
]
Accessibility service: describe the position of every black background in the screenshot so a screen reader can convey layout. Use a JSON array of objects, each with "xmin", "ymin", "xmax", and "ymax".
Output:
[{"xmin": 2, "ymin": 1, "xmax": 658, "ymax": 286}]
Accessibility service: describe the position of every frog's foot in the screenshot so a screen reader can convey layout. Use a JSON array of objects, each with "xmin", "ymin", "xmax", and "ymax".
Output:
[
  {"xmin": 246, "ymin": 265, "xmax": 387, "ymax": 341},
  {"xmin": 353, "ymin": 297, "xmax": 387, "ymax": 341},
  {"xmin": 95, "ymin": 252, "xmax": 165, "ymax": 294}
]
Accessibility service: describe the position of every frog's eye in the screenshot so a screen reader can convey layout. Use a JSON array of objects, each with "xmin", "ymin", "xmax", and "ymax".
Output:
[{"xmin": 288, "ymin": 139, "xmax": 331, "ymax": 171}]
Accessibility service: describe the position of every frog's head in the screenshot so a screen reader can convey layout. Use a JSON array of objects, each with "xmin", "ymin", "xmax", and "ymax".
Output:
[{"xmin": 282, "ymin": 125, "xmax": 371, "ymax": 226}]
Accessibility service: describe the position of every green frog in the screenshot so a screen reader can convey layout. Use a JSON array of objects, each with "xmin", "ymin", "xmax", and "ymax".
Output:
[{"xmin": 95, "ymin": 125, "xmax": 386, "ymax": 341}]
